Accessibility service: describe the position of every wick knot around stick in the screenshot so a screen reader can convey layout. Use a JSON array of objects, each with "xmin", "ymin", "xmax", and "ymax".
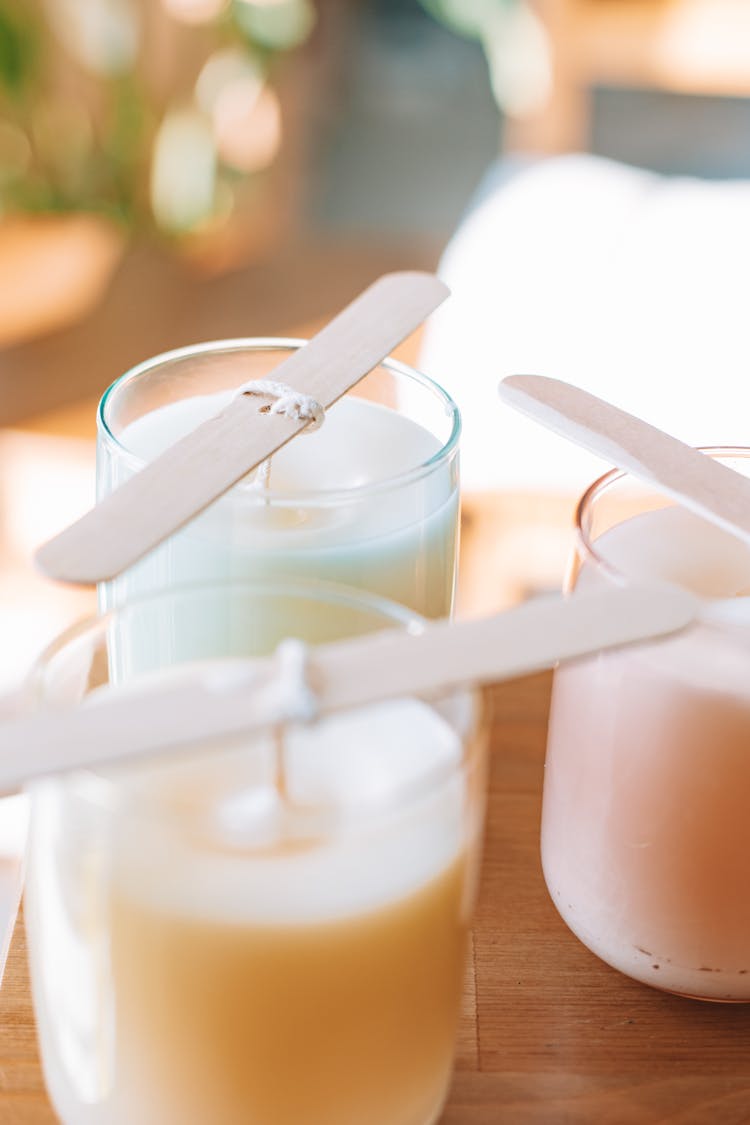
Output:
[
  {"xmin": 237, "ymin": 378, "xmax": 326, "ymax": 492},
  {"xmin": 273, "ymin": 638, "xmax": 319, "ymax": 725},
  {"xmin": 238, "ymin": 379, "xmax": 325, "ymax": 433}
]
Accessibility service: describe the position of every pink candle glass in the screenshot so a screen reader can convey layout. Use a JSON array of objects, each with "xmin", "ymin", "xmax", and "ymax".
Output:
[{"xmin": 542, "ymin": 449, "xmax": 750, "ymax": 1001}]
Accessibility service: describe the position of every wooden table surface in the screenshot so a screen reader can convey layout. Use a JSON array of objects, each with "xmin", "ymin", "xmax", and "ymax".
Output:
[{"xmin": 2, "ymin": 672, "xmax": 750, "ymax": 1123}]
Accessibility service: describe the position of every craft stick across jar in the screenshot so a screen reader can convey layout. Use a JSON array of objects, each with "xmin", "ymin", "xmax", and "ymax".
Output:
[{"xmin": 96, "ymin": 339, "xmax": 460, "ymax": 620}]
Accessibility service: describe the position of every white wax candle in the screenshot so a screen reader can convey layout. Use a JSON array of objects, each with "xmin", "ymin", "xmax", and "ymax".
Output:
[
  {"xmin": 99, "ymin": 394, "xmax": 459, "ymax": 624},
  {"xmin": 25, "ymin": 678, "xmax": 481, "ymax": 1125},
  {"xmin": 543, "ymin": 506, "xmax": 750, "ymax": 999}
]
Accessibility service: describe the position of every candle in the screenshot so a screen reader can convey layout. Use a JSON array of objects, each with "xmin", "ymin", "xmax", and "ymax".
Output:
[
  {"xmin": 543, "ymin": 462, "xmax": 750, "ymax": 1000},
  {"xmin": 29, "ymin": 697, "xmax": 478, "ymax": 1125},
  {"xmin": 97, "ymin": 340, "xmax": 460, "ymax": 622},
  {"xmin": 24, "ymin": 581, "xmax": 486, "ymax": 1123}
]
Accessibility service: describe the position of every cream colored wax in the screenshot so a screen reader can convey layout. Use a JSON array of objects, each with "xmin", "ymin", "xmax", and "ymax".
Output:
[
  {"xmin": 25, "ymin": 687, "xmax": 483, "ymax": 1124},
  {"xmin": 543, "ymin": 506, "xmax": 750, "ymax": 999}
]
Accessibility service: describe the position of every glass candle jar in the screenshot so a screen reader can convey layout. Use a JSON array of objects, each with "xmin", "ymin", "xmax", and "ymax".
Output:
[
  {"xmin": 24, "ymin": 580, "xmax": 487, "ymax": 1124},
  {"xmin": 542, "ymin": 450, "xmax": 750, "ymax": 1001},
  {"xmin": 97, "ymin": 339, "xmax": 461, "ymax": 619}
]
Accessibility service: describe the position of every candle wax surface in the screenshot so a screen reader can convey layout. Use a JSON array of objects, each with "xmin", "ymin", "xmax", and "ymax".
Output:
[
  {"xmin": 543, "ymin": 505, "xmax": 750, "ymax": 999},
  {"xmin": 119, "ymin": 392, "xmax": 442, "ymax": 493}
]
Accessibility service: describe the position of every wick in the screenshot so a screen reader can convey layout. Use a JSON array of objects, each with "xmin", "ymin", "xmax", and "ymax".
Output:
[
  {"xmin": 256, "ymin": 457, "xmax": 273, "ymax": 494},
  {"xmin": 236, "ymin": 378, "xmax": 326, "ymax": 498},
  {"xmin": 273, "ymin": 638, "xmax": 319, "ymax": 726},
  {"xmin": 273, "ymin": 723, "xmax": 290, "ymax": 804},
  {"xmin": 270, "ymin": 637, "xmax": 319, "ymax": 811}
]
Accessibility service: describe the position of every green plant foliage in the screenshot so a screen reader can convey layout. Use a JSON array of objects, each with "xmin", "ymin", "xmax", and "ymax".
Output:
[
  {"xmin": 418, "ymin": 0, "xmax": 512, "ymax": 41},
  {"xmin": 419, "ymin": 0, "xmax": 548, "ymax": 115},
  {"xmin": 0, "ymin": 1, "xmax": 314, "ymax": 235},
  {"xmin": 0, "ymin": 2, "xmax": 39, "ymax": 98},
  {"xmin": 233, "ymin": 0, "xmax": 316, "ymax": 52}
]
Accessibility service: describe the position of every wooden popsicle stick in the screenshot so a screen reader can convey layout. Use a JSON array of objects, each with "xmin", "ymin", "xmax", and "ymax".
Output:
[
  {"xmin": 0, "ymin": 582, "xmax": 696, "ymax": 792},
  {"xmin": 35, "ymin": 272, "xmax": 450, "ymax": 586},
  {"xmin": 499, "ymin": 374, "xmax": 750, "ymax": 545}
]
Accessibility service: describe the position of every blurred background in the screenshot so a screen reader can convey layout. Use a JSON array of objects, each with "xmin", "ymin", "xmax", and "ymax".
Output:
[{"xmin": 3, "ymin": 0, "xmax": 750, "ymax": 684}]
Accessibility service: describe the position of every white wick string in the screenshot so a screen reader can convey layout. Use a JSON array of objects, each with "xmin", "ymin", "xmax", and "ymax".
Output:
[
  {"xmin": 202, "ymin": 639, "xmax": 319, "ymax": 725},
  {"xmin": 238, "ymin": 379, "xmax": 326, "ymax": 429},
  {"xmin": 237, "ymin": 379, "xmax": 325, "ymax": 490},
  {"xmin": 273, "ymin": 638, "xmax": 319, "ymax": 725}
]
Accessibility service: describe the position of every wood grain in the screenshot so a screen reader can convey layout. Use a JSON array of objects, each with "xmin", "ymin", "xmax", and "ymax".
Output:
[{"xmin": 4, "ymin": 673, "xmax": 750, "ymax": 1122}]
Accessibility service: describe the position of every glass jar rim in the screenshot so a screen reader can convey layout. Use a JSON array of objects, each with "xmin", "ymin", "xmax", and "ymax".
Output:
[
  {"xmin": 575, "ymin": 445, "xmax": 750, "ymax": 584},
  {"xmin": 26, "ymin": 577, "xmax": 483, "ymax": 817},
  {"xmin": 98, "ymin": 337, "xmax": 461, "ymax": 506},
  {"xmin": 30, "ymin": 575, "xmax": 425, "ymax": 692},
  {"xmin": 574, "ymin": 445, "xmax": 750, "ymax": 630}
]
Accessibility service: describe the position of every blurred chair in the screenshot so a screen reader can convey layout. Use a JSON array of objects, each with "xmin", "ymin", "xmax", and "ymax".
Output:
[
  {"xmin": 422, "ymin": 0, "xmax": 750, "ymax": 616},
  {"xmin": 511, "ymin": 0, "xmax": 750, "ymax": 152}
]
